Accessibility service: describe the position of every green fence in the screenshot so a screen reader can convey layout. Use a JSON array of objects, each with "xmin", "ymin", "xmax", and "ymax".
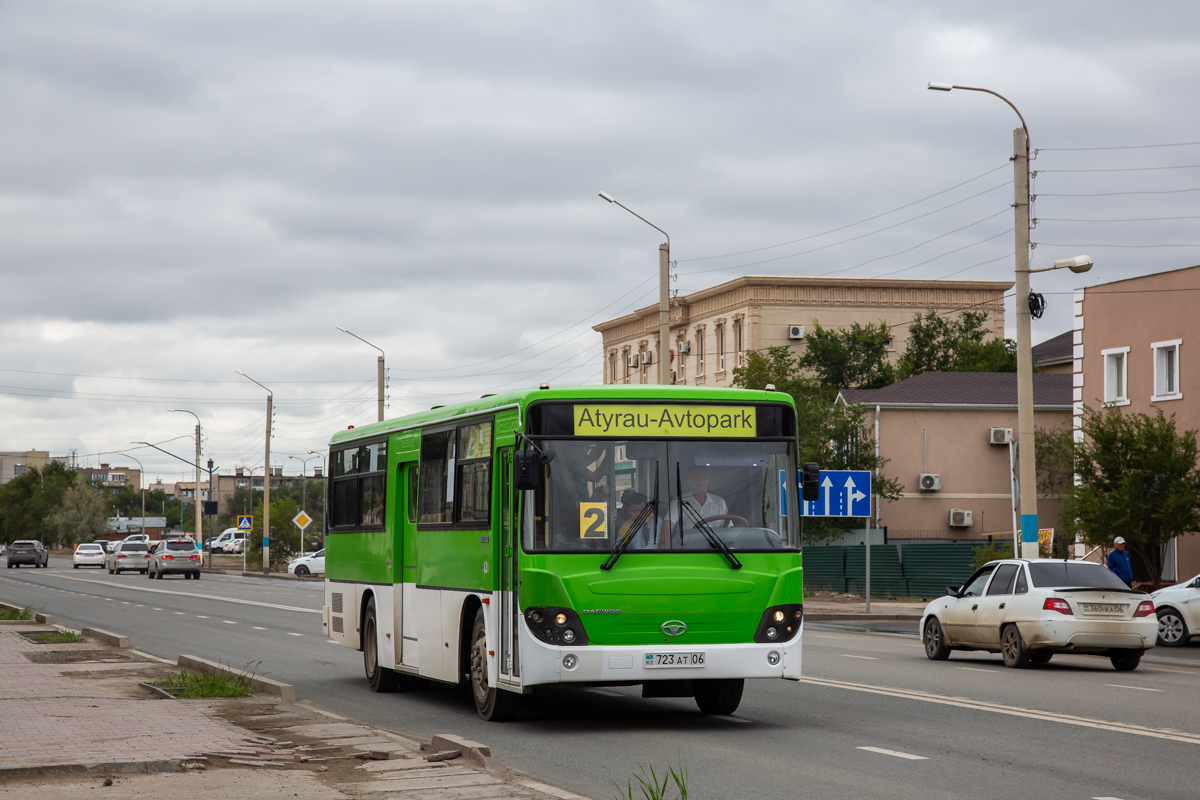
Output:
[{"xmin": 803, "ymin": 542, "xmax": 983, "ymax": 600}]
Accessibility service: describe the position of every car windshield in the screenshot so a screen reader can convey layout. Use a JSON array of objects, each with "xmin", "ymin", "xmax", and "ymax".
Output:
[
  {"xmin": 166, "ymin": 541, "xmax": 196, "ymax": 551},
  {"xmin": 1029, "ymin": 562, "xmax": 1132, "ymax": 590},
  {"xmin": 525, "ymin": 438, "xmax": 798, "ymax": 553}
]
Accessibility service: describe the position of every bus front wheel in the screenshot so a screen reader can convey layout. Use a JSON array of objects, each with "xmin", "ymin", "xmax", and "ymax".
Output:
[
  {"xmin": 693, "ymin": 678, "xmax": 744, "ymax": 715},
  {"xmin": 363, "ymin": 597, "xmax": 399, "ymax": 693},
  {"xmin": 470, "ymin": 607, "xmax": 519, "ymax": 721}
]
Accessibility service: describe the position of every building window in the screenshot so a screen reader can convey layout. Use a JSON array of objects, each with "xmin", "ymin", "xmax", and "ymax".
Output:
[
  {"xmin": 716, "ymin": 325, "xmax": 726, "ymax": 372},
  {"xmin": 734, "ymin": 321, "xmax": 744, "ymax": 367},
  {"xmin": 237, "ymin": 479, "xmax": 247, "ymax": 488},
  {"xmin": 609, "ymin": 351, "xmax": 616, "ymax": 385},
  {"xmin": 1102, "ymin": 347, "xmax": 1129, "ymax": 405},
  {"xmin": 696, "ymin": 331, "xmax": 705, "ymax": 375},
  {"xmin": 1152, "ymin": 339, "xmax": 1182, "ymax": 401},
  {"xmin": 677, "ymin": 340, "xmax": 687, "ymax": 380},
  {"xmin": 13, "ymin": 464, "xmax": 26, "ymax": 477}
]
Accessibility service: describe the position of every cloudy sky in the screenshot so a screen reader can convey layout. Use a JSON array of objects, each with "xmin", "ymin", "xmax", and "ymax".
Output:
[{"xmin": 3, "ymin": 1, "xmax": 1199, "ymax": 484}]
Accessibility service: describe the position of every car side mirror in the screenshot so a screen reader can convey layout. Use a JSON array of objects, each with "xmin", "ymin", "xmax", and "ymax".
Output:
[
  {"xmin": 946, "ymin": 586, "xmax": 962, "ymax": 598},
  {"xmin": 801, "ymin": 462, "xmax": 821, "ymax": 502}
]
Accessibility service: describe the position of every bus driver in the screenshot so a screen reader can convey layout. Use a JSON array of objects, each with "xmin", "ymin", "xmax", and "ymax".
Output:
[{"xmin": 660, "ymin": 465, "xmax": 730, "ymax": 548}]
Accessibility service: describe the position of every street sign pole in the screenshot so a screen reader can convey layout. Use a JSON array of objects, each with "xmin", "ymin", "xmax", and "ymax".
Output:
[{"xmin": 865, "ymin": 522, "xmax": 871, "ymax": 614}]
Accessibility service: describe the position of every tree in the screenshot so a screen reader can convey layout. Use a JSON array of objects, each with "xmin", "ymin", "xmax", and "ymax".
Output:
[
  {"xmin": 797, "ymin": 321, "xmax": 895, "ymax": 390},
  {"xmin": 1046, "ymin": 405, "xmax": 1200, "ymax": 589},
  {"xmin": 45, "ymin": 485, "xmax": 111, "ymax": 548},
  {"xmin": 898, "ymin": 310, "xmax": 1017, "ymax": 379},
  {"xmin": 733, "ymin": 346, "xmax": 903, "ymax": 502},
  {"xmin": 0, "ymin": 462, "xmax": 79, "ymax": 544}
]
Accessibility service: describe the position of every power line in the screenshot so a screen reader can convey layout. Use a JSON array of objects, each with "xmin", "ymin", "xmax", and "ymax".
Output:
[
  {"xmin": 1038, "ymin": 140, "xmax": 1200, "ymax": 152},
  {"xmin": 1038, "ymin": 215, "xmax": 1200, "ymax": 223},
  {"xmin": 1037, "ymin": 185, "xmax": 1200, "ymax": 198},
  {"xmin": 1037, "ymin": 164, "xmax": 1200, "ymax": 173},
  {"xmin": 1033, "ymin": 241, "xmax": 1200, "ymax": 249},
  {"xmin": 680, "ymin": 163, "xmax": 1010, "ymax": 262}
]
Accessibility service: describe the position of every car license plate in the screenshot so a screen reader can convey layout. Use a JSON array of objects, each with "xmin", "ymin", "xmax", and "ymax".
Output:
[
  {"xmin": 1080, "ymin": 603, "xmax": 1126, "ymax": 616},
  {"xmin": 644, "ymin": 652, "xmax": 705, "ymax": 668}
]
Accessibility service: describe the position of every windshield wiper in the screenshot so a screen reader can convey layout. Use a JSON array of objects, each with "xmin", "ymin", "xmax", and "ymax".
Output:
[
  {"xmin": 600, "ymin": 465, "xmax": 658, "ymax": 571},
  {"xmin": 676, "ymin": 463, "xmax": 742, "ymax": 570}
]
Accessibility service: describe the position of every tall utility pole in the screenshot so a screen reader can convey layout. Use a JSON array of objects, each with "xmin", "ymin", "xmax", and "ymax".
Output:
[
  {"xmin": 169, "ymin": 409, "xmax": 203, "ymax": 547},
  {"xmin": 238, "ymin": 371, "xmax": 274, "ymax": 573},
  {"xmin": 336, "ymin": 327, "xmax": 385, "ymax": 422},
  {"xmin": 1012, "ymin": 125, "xmax": 1038, "ymax": 559},
  {"xmin": 598, "ymin": 192, "xmax": 672, "ymax": 384}
]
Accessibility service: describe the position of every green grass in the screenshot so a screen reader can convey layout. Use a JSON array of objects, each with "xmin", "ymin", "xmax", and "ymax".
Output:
[
  {"xmin": 23, "ymin": 630, "xmax": 87, "ymax": 644},
  {"xmin": 0, "ymin": 605, "xmax": 34, "ymax": 621},
  {"xmin": 157, "ymin": 668, "xmax": 255, "ymax": 698}
]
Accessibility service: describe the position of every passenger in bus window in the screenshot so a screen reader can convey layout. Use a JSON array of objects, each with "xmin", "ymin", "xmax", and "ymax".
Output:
[{"xmin": 617, "ymin": 491, "xmax": 657, "ymax": 549}]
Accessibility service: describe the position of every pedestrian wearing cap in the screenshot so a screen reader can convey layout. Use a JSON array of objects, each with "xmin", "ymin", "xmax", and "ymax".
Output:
[{"xmin": 1107, "ymin": 536, "xmax": 1133, "ymax": 587}]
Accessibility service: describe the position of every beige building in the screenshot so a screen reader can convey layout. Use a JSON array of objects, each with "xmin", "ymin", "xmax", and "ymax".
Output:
[
  {"xmin": 76, "ymin": 463, "xmax": 142, "ymax": 494},
  {"xmin": 1074, "ymin": 264, "xmax": 1200, "ymax": 581},
  {"xmin": 172, "ymin": 466, "xmax": 317, "ymax": 516},
  {"xmin": 593, "ymin": 275, "xmax": 1012, "ymax": 386},
  {"xmin": 839, "ymin": 372, "xmax": 1071, "ymax": 541},
  {"xmin": 0, "ymin": 450, "xmax": 71, "ymax": 485}
]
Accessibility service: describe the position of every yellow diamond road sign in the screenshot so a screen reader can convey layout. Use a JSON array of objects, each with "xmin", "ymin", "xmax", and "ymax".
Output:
[{"xmin": 292, "ymin": 510, "xmax": 313, "ymax": 531}]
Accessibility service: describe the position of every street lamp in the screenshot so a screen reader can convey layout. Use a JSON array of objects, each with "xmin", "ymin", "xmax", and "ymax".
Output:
[
  {"xmin": 598, "ymin": 191, "xmax": 672, "ymax": 385},
  {"xmin": 168, "ymin": 409, "xmax": 203, "ymax": 548},
  {"xmin": 237, "ymin": 370, "xmax": 274, "ymax": 574},
  {"xmin": 336, "ymin": 327, "xmax": 386, "ymax": 422},
  {"xmin": 103, "ymin": 451, "xmax": 146, "ymax": 537},
  {"xmin": 928, "ymin": 81, "xmax": 1048, "ymax": 558},
  {"xmin": 288, "ymin": 454, "xmax": 317, "ymax": 556}
]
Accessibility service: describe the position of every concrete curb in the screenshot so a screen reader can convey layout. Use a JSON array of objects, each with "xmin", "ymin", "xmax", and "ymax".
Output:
[
  {"xmin": 81, "ymin": 627, "xmax": 131, "ymax": 648},
  {"xmin": 0, "ymin": 759, "xmax": 184, "ymax": 780},
  {"xmin": 177, "ymin": 654, "xmax": 298, "ymax": 702},
  {"xmin": 0, "ymin": 601, "xmax": 52, "ymax": 625}
]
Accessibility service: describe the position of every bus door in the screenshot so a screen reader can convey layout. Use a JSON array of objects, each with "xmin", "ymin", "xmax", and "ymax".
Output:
[
  {"xmin": 398, "ymin": 462, "xmax": 418, "ymax": 669},
  {"xmin": 499, "ymin": 448, "xmax": 520, "ymax": 681}
]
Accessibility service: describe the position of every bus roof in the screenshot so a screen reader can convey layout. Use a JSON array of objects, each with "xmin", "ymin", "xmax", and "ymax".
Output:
[{"xmin": 328, "ymin": 384, "xmax": 794, "ymax": 446}]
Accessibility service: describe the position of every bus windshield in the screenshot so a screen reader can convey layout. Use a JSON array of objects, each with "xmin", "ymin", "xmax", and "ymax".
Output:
[{"xmin": 525, "ymin": 439, "xmax": 798, "ymax": 553}]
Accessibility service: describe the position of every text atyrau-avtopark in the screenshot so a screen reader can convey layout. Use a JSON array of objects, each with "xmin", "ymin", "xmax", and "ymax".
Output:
[{"xmin": 573, "ymin": 404, "xmax": 756, "ymax": 437}]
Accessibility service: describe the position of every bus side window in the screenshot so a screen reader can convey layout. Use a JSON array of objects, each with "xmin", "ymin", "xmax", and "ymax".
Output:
[
  {"xmin": 418, "ymin": 430, "xmax": 455, "ymax": 524},
  {"xmin": 407, "ymin": 464, "xmax": 418, "ymax": 524}
]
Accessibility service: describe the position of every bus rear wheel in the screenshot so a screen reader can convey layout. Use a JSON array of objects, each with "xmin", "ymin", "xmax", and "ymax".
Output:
[
  {"xmin": 363, "ymin": 597, "xmax": 399, "ymax": 693},
  {"xmin": 470, "ymin": 607, "xmax": 519, "ymax": 721},
  {"xmin": 693, "ymin": 678, "xmax": 744, "ymax": 715}
]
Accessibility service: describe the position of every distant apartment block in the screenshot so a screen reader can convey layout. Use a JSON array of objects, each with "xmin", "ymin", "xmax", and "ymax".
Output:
[
  {"xmin": 0, "ymin": 450, "xmax": 71, "ymax": 485},
  {"xmin": 594, "ymin": 275, "xmax": 1012, "ymax": 387}
]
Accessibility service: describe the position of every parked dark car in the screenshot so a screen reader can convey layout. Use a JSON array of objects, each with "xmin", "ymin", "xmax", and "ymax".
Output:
[{"xmin": 7, "ymin": 540, "xmax": 49, "ymax": 568}]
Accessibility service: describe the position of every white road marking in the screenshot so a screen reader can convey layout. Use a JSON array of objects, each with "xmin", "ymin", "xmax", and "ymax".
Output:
[
  {"xmin": 173, "ymin": 611, "xmax": 185, "ymax": 615},
  {"xmin": 959, "ymin": 667, "xmax": 996, "ymax": 673},
  {"xmin": 121, "ymin": 601, "xmax": 130, "ymax": 605},
  {"xmin": 803, "ymin": 676, "xmax": 1200, "ymax": 746},
  {"xmin": 840, "ymin": 654, "xmax": 879, "ymax": 660},
  {"xmin": 252, "ymin": 626, "xmax": 267, "ymax": 630},
  {"xmin": 287, "ymin": 632, "xmax": 303, "ymax": 636},
  {"xmin": 196, "ymin": 615, "xmax": 209, "ymax": 619},
  {"xmin": 857, "ymin": 746, "xmax": 927, "ymax": 760},
  {"xmin": 34, "ymin": 574, "xmax": 319, "ymax": 614},
  {"xmin": 1092, "ymin": 796, "xmax": 1125, "ymax": 799},
  {"xmin": 715, "ymin": 715, "xmax": 751, "ymax": 724},
  {"xmin": 222, "ymin": 620, "xmax": 237, "ymax": 624},
  {"xmin": 811, "ymin": 634, "xmax": 848, "ymax": 640},
  {"xmin": 1104, "ymin": 684, "xmax": 1162, "ymax": 692},
  {"xmin": 153, "ymin": 608, "xmax": 163, "ymax": 611}
]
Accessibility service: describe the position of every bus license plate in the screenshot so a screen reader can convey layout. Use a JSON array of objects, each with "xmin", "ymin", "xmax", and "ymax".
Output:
[{"xmin": 644, "ymin": 652, "xmax": 705, "ymax": 668}]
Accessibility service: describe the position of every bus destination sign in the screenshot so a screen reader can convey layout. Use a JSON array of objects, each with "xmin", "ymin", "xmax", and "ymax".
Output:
[{"xmin": 573, "ymin": 404, "xmax": 756, "ymax": 438}]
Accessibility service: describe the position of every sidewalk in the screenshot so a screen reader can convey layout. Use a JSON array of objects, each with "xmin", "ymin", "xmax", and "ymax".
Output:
[
  {"xmin": 805, "ymin": 597, "xmax": 926, "ymax": 620},
  {"xmin": 0, "ymin": 615, "xmax": 591, "ymax": 799}
]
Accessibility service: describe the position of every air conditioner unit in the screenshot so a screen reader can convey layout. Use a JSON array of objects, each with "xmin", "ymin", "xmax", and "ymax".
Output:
[
  {"xmin": 678, "ymin": 341, "xmax": 691, "ymax": 355},
  {"xmin": 988, "ymin": 427, "xmax": 1014, "ymax": 446},
  {"xmin": 626, "ymin": 355, "xmax": 639, "ymax": 368},
  {"xmin": 787, "ymin": 325, "xmax": 806, "ymax": 340},
  {"xmin": 947, "ymin": 508, "xmax": 974, "ymax": 528},
  {"xmin": 918, "ymin": 473, "xmax": 941, "ymax": 492},
  {"xmin": 640, "ymin": 351, "xmax": 653, "ymax": 365}
]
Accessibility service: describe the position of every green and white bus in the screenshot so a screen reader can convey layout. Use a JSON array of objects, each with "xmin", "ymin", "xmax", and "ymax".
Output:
[{"xmin": 322, "ymin": 384, "xmax": 814, "ymax": 720}]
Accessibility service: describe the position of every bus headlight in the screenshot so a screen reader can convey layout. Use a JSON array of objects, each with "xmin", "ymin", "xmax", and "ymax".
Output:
[
  {"xmin": 754, "ymin": 604, "xmax": 802, "ymax": 644},
  {"xmin": 524, "ymin": 607, "xmax": 589, "ymax": 646}
]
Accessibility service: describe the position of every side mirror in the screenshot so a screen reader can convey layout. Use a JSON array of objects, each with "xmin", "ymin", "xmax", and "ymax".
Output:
[
  {"xmin": 946, "ymin": 586, "xmax": 962, "ymax": 598},
  {"xmin": 514, "ymin": 446, "xmax": 552, "ymax": 492},
  {"xmin": 801, "ymin": 462, "xmax": 821, "ymax": 502}
]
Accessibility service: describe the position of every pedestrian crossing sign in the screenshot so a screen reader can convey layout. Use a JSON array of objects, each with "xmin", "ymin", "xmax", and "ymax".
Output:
[{"xmin": 237, "ymin": 515, "xmax": 253, "ymax": 531}]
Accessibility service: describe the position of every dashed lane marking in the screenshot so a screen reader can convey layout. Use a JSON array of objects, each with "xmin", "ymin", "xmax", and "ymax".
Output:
[
  {"xmin": 1104, "ymin": 684, "xmax": 1162, "ymax": 692},
  {"xmin": 286, "ymin": 632, "xmax": 303, "ymax": 637},
  {"xmin": 857, "ymin": 746, "xmax": 927, "ymax": 760},
  {"xmin": 959, "ymin": 667, "xmax": 997, "ymax": 673},
  {"xmin": 222, "ymin": 620, "xmax": 237, "ymax": 624},
  {"xmin": 24, "ymin": 573, "xmax": 319, "ymax": 614},
  {"xmin": 196, "ymin": 615, "xmax": 209, "ymax": 619},
  {"xmin": 252, "ymin": 626, "xmax": 267, "ymax": 630},
  {"xmin": 840, "ymin": 654, "xmax": 879, "ymax": 660}
]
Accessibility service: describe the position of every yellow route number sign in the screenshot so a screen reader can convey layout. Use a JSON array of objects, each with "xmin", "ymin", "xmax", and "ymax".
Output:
[{"xmin": 579, "ymin": 502, "xmax": 608, "ymax": 539}]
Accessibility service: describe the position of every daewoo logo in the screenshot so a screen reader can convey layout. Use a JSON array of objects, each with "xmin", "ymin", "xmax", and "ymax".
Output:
[{"xmin": 661, "ymin": 620, "xmax": 687, "ymax": 636}]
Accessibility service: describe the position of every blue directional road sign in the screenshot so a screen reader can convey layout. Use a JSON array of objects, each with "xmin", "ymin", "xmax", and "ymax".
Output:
[
  {"xmin": 799, "ymin": 470, "xmax": 872, "ymax": 518},
  {"xmin": 237, "ymin": 515, "xmax": 253, "ymax": 531}
]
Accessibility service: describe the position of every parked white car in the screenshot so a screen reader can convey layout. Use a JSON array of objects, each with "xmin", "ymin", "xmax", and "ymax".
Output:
[
  {"xmin": 287, "ymin": 550, "xmax": 324, "ymax": 576},
  {"xmin": 1150, "ymin": 573, "xmax": 1200, "ymax": 647},
  {"xmin": 920, "ymin": 558, "xmax": 1157, "ymax": 671},
  {"xmin": 73, "ymin": 543, "xmax": 107, "ymax": 569},
  {"xmin": 209, "ymin": 528, "xmax": 245, "ymax": 554}
]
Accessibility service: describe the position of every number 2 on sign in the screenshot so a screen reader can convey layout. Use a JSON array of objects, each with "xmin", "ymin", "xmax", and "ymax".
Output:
[{"xmin": 579, "ymin": 502, "xmax": 608, "ymax": 539}]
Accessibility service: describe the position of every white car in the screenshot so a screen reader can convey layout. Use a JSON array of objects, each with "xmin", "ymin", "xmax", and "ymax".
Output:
[
  {"xmin": 73, "ymin": 543, "xmax": 107, "ymax": 569},
  {"xmin": 209, "ymin": 528, "xmax": 245, "ymax": 554},
  {"xmin": 920, "ymin": 558, "xmax": 1157, "ymax": 671},
  {"xmin": 287, "ymin": 550, "xmax": 324, "ymax": 576},
  {"xmin": 1150, "ymin": 573, "xmax": 1200, "ymax": 647}
]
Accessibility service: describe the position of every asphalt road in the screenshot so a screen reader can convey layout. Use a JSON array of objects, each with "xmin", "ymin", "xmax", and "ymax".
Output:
[{"xmin": 4, "ymin": 557, "xmax": 1199, "ymax": 800}]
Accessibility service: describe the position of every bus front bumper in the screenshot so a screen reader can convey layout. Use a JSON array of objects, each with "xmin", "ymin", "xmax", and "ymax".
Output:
[{"xmin": 516, "ymin": 622, "xmax": 803, "ymax": 687}]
